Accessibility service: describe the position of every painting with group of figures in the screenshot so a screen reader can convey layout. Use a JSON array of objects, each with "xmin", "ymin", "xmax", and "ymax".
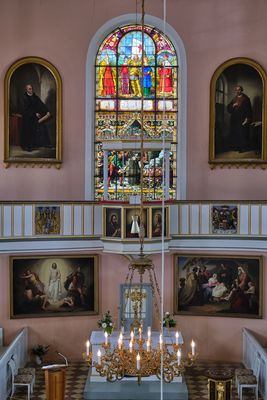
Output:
[
  {"xmin": 94, "ymin": 24, "xmax": 177, "ymax": 201},
  {"xmin": 4, "ymin": 57, "xmax": 62, "ymax": 167},
  {"xmin": 212, "ymin": 204, "xmax": 238, "ymax": 234},
  {"xmin": 174, "ymin": 255, "xmax": 262, "ymax": 318},
  {"xmin": 104, "ymin": 206, "xmax": 168, "ymax": 239},
  {"xmin": 210, "ymin": 57, "xmax": 267, "ymax": 167},
  {"xmin": 10, "ymin": 256, "xmax": 98, "ymax": 318}
]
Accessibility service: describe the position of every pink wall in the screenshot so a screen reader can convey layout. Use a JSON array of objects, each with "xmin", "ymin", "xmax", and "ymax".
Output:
[
  {"xmin": 0, "ymin": 0, "xmax": 266, "ymax": 199},
  {"xmin": 1, "ymin": 251, "xmax": 266, "ymax": 362}
]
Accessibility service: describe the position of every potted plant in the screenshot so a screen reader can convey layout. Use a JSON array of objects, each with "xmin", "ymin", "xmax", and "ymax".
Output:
[
  {"xmin": 32, "ymin": 344, "xmax": 49, "ymax": 365},
  {"xmin": 97, "ymin": 310, "xmax": 113, "ymax": 335},
  {"xmin": 163, "ymin": 311, "xmax": 176, "ymax": 331}
]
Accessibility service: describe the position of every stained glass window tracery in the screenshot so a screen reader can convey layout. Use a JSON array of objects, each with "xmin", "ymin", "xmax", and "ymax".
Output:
[{"xmin": 94, "ymin": 24, "xmax": 178, "ymax": 201}]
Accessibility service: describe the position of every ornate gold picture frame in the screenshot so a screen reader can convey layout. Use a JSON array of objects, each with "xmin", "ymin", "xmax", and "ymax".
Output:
[
  {"xmin": 209, "ymin": 57, "xmax": 267, "ymax": 168},
  {"xmin": 4, "ymin": 57, "xmax": 62, "ymax": 168},
  {"xmin": 174, "ymin": 254, "xmax": 262, "ymax": 318},
  {"xmin": 10, "ymin": 255, "xmax": 98, "ymax": 318}
]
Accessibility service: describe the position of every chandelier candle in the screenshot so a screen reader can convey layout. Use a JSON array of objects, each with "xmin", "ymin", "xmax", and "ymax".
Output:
[
  {"xmin": 86, "ymin": 340, "xmax": 90, "ymax": 356},
  {"xmin": 191, "ymin": 340, "xmax": 195, "ymax": 356},
  {"xmin": 136, "ymin": 353, "xmax": 141, "ymax": 370},
  {"xmin": 104, "ymin": 332, "xmax": 108, "ymax": 346},
  {"xmin": 175, "ymin": 331, "xmax": 179, "ymax": 346},
  {"xmin": 97, "ymin": 349, "xmax": 101, "ymax": 365},
  {"xmin": 177, "ymin": 349, "xmax": 181, "ymax": 366}
]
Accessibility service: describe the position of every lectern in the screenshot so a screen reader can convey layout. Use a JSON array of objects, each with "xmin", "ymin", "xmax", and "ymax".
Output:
[
  {"xmin": 42, "ymin": 353, "xmax": 68, "ymax": 400},
  {"xmin": 44, "ymin": 367, "xmax": 66, "ymax": 400}
]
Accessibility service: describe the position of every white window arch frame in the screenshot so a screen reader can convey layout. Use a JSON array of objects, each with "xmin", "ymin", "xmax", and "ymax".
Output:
[{"xmin": 85, "ymin": 14, "xmax": 187, "ymax": 200}]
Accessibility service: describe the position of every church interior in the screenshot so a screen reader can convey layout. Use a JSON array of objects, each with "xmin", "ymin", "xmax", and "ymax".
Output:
[{"xmin": 0, "ymin": 0, "xmax": 267, "ymax": 399}]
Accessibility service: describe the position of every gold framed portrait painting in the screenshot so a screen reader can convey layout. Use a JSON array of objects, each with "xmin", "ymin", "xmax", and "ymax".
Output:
[
  {"xmin": 209, "ymin": 57, "xmax": 267, "ymax": 168},
  {"xmin": 4, "ymin": 57, "xmax": 62, "ymax": 167}
]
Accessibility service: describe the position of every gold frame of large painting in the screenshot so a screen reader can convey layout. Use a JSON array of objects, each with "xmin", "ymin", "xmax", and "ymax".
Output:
[
  {"xmin": 4, "ymin": 56, "xmax": 62, "ymax": 168},
  {"xmin": 209, "ymin": 57, "xmax": 267, "ymax": 169}
]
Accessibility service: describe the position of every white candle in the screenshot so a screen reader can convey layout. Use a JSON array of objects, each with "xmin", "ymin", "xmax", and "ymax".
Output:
[
  {"xmin": 130, "ymin": 331, "xmax": 134, "ymax": 341},
  {"xmin": 146, "ymin": 340, "xmax": 150, "ymax": 352},
  {"xmin": 175, "ymin": 331, "xmax": 179, "ymax": 346},
  {"xmin": 136, "ymin": 353, "xmax": 141, "ymax": 370},
  {"xmin": 118, "ymin": 337, "xmax": 122, "ymax": 350},
  {"xmin": 97, "ymin": 349, "xmax": 101, "ymax": 364},
  {"xmin": 191, "ymin": 340, "xmax": 195, "ymax": 356},
  {"xmin": 139, "ymin": 327, "xmax": 142, "ymax": 340},
  {"xmin": 129, "ymin": 340, "xmax": 133, "ymax": 353},
  {"xmin": 86, "ymin": 340, "xmax": 90, "ymax": 356},
  {"xmin": 147, "ymin": 327, "xmax": 151, "ymax": 340},
  {"xmin": 159, "ymin": 334, "xmax": 163, "ymax": 350},
  {"xmin": 104, "ymin": 331, "xmax": 108, "ymax": 345},
  {"xmin": 119, "ymin": 332, "xmax": 123, "ymax": 342},
  {"xmin": 177, "ymin": 349, "xmax": 181, "ymax": 366}
]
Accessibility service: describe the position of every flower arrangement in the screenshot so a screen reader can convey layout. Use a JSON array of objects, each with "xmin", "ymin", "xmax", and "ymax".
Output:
[
  {"xmin": 97, "ymin": 310, "xmax": 113, "ymax": 335},
  {"xmin": 163, "ymin": 311, "xmax": 176, "ymax": 328},
  {"xmin": 32, "ymin": 344, "xmax": 49, "ymax": 363}
]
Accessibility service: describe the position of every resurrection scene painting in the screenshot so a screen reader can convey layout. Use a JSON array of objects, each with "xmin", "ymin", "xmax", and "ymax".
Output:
[
  {"xmin": 175, "ymin": 256, "xmax": 261, "ymax": 318},
  {"xmin": 11, "ymin": 256, "xmax": 98, "ymax": 318}
]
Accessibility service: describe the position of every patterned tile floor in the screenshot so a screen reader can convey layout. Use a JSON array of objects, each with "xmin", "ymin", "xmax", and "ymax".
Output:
[{"xmin": 9, "ymin": 360, "xmax": 261, "ymax": 399}]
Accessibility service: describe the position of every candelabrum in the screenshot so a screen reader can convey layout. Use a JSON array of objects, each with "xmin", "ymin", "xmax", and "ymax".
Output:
[{"xmin": 83, "ymin": 329, "xmax": 198, "ymax": 385}]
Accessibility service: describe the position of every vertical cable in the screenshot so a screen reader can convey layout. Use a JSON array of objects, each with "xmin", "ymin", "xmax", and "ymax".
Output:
[{"xmin": 161, "ymin": 1, "xmax": 167, "ymax": 399}]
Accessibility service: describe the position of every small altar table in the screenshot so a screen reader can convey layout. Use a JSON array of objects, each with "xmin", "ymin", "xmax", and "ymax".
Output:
[{"xmin": 83, "ymin": 330, "xmax": 188, "ymax": 400}]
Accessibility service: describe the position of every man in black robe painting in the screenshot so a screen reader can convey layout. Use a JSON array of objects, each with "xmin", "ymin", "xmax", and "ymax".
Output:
[
  {"xmin": 227, "ymin": 85, "xmax": 252, "ymax": 152},
  {"xmin": 21, "ymin": 84, "xmax": 51, "ymax": 151}
]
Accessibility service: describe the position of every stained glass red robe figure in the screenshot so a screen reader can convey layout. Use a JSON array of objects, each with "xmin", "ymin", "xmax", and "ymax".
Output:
[
  {"xmin": 99, "ymin": 56, "xmax": 115, "ymax": 96},
  {"xmin": 158, "ymin": 54, "xmax": 173, "ymax": 95},
  {"xmin": 120, "ymin": 57, "xmax": 129, "ymax": 95}
]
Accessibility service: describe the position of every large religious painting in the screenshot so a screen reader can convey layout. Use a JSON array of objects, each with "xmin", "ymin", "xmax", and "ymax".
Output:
[
  {"xmin": 209, "ymin": 58, "xmax": 267, "ymax": 168},
  {"xmin": 4, "ymin": 57, "xmax": 62, "ymax": 168},
  {"xmin": 94, "ymin": 25, "xmax": 177, "ymax": 201},
  {"xmin": 10, "ymin": 255, "xmax": 98, "ymax": 318},
  {"xmin": 174, "ymin": 255, "xmax": 262, "ymax": 318}
]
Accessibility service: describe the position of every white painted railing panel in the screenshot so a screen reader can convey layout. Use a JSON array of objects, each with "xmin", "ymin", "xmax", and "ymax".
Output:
[
  {"xmin": 84, "ymin": 205, "xmax": 93, "ymax": 235},
  {"xmin": 239, "ymin": 205, "xmax": 249, "ymax": 235},
  {"xmin": 63, "ymin": 205, "xmax": 72, "ymax": 236},
  {"xmin": 170, "ymin": 204, "xmax": 179, "ymax": 235},
  {"xmin": 200, "ymin": 204, "xmax": 210, "ymax": 234},
  {"xmin": 94, "ymin": 205, "xmax": 102, "ymax": 236},
  {"xmin": 251, "ymin": 205, "xmax": 260, "ymax": 235},
  {"xmin": 180, "ymin": 204, "xmax": 189, "ymax": 234},
  {"xmin": 3, "ymin": 206, "xmax": 12, "ymax": 237},
  {"xmin": 73, "ymin": 205, "xmax": 83, "ymax": 236},
  {"xmin": 24, "ymin": 205, "xmax": 33, "ymax": 236},
  {"xmin": 13, "ymin": 206, "xmax": 22, "ymax": 237},
  {"xmin": 262, "ymin": 206, "xmax": 267, "ymax": 235},
  {"xmin": 190, "ymin": 204, "xmax": 199, "ymax": 234},
  {"xmin": 0, "ymin": 328, "xmax": 28, "ymax": 400},
  {"xmin": 243, "ymin": 328, "xmax": 267, "ymax": 399}
]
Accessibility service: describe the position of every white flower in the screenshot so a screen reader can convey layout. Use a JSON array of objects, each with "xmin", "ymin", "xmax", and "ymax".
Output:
[
  {"xmin": 109, "ymin": 322, "xmax": 113, "ymax": 326},
  {"xmin": 165, "ymin": 312, "xmax": 170, "ymax": 316},
  {"xmin": 102, "ymin": 323, "xmax": 107, "ymax": 328}
]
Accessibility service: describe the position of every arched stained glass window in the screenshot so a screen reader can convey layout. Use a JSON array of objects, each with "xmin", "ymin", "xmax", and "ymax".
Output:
[{"xmin": 94, "ymin": 24, "xmax": 177, "ymax": 201}]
